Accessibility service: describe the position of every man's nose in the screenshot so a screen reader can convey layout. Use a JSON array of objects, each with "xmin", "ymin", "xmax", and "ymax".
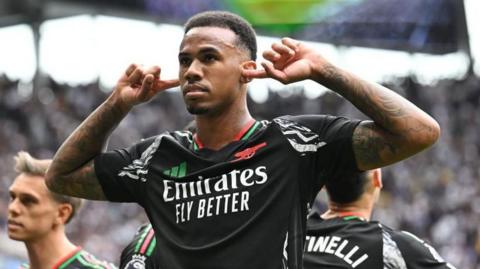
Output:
[
  {"xmin": 184, "ymin": 60, "xmax": 202, "ymax": 83},
  {"xmin": 8, "ymin": 199, "xmax": 20, "ymax": 216}
]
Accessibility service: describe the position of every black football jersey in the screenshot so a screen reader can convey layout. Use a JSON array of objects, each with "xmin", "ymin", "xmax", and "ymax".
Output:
[
  {"xmin": 304, "ymin": 213, "xmax": 456, "ymax": 269},
  {"xmin": 120, "ymin": 223, "xmax": 159, "ymax": 269},
  {"xmin": 95, "ymin": 115, "xmax": 360, "ymax": 269},
  {"xmin": 19, "ymin": 247, "xmax": 117, "ymax": 269}
]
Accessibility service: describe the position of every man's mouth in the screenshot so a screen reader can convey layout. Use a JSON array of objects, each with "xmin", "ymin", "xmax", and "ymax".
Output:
[
  {"xmin": 183, "ymin": 84, "xmax": 209, "ymax": 96},
  {"xmin": 7, "ymin": 219, "xmax": 23, "ymax": 228}
]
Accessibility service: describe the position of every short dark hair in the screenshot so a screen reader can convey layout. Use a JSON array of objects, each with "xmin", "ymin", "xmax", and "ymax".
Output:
[
  {"xmin": 184, "ymin": 11, "xmax": 257, "ymax": 61},
  {"xmin": 325, "ymin": 170, "xmax": 371, "ymax": 204}
]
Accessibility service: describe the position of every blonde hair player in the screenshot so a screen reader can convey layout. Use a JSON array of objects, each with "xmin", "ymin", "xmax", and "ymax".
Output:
[{"xmin": 8, "ymin": 152, "xmax": 117, "ymax": 269}]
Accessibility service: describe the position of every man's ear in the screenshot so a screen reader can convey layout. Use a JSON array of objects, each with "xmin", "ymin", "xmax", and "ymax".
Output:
[
  {"xmin": 56, "ymin": 203, "xmax": 73, "ymax": 225},
  {"xmin": 372, "ymin": 168, "xmax": 383, "ymax": 189},
  {"xmin": 240, "ymin": 60, "xmax": 257, "ymax": 83}
]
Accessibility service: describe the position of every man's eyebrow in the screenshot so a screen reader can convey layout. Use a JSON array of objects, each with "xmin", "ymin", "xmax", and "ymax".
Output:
[
  {"xmin": 179, "ymin": 47, "xmax": 221, "ymax": 57},
  {"xmin": 20, "ymin": 192, "xmax": 40, "ymax": 201},
  {"xmin": 198, "ymin": 47, "xmax": 221, "ymax": 54}
]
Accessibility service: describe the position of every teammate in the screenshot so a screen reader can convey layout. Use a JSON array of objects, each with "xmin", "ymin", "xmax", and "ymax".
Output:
[
  {"xmin": 7, "ymin": 152, "xmax": 117, "ymax": 269},
  {"xmin": 119, "ymin": 223, "xmax": 159, "ymax": 269},
  {"xmin": 45, "ymin": 11, "xmax": 440, "ymax": 269},
  {"xmin": 304, "ymin": 169, "xmax": 456, "ymax": 268}
]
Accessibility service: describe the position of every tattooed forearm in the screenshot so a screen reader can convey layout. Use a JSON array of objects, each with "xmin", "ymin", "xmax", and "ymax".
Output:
[
  {"xmin": 46, "ymin": 97, "xmax": 128, "ymax": 199},
  {"xmin": 50, "ymin": 161, "xmax": 106, "ymax": 200},
  {"xmin": 316, "ymin": 64, "xmax": 440, "ymax": 169},
  {"xmin": 321, "ymin": 65, "xmax": 409, "ymax": 130}
]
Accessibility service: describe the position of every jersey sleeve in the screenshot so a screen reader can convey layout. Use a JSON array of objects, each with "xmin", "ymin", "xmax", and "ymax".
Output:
[
  {"xmin": 120, "ymin": 223, "xmax": 158, "ymax": 269},
  {"xmin": 284, "ymin": 114, "xmax": 361, "ymax": 184},
  {"xmin": 94, "ymin": 136, "xmax": 161, "ymax": 204},
  {"xmin": 392, "ymin": 230, "xmax": 456, "ymax": 269}
]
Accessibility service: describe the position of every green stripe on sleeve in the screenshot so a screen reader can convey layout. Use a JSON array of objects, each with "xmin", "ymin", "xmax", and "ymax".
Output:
[
  {"xmin": 146, "ymin": 237, "xmax": 157, "ymax": 257},
  {"xmin": 134, "ymin": 225, "xmax": 152, "ymax": 253}
]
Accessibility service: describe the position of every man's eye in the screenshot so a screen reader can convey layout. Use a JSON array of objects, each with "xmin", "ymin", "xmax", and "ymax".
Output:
[
  {"xmin": 179, "ymin": 58, "xmax": 191, "ymax": 66},
  {"xmin": 21, "ymin": 197, "xmax": 35, "ymax": 205},
  {"xmin": 204, "ymin": 54, "xmax": 216, "ymax": 62}
]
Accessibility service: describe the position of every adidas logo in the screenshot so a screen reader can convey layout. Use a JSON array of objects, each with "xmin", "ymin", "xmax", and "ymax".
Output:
[{"xmin": 163, "ymin": 162, "xmax": 187, "ymax": 177}]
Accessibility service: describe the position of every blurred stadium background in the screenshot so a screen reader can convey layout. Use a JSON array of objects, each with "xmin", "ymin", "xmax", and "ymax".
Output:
[{"xmin": 0, "ymin": 0, "xmax": 479, "ymax": 268}]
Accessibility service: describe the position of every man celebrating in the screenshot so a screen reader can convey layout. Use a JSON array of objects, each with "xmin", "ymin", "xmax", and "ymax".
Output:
[
  {"xmin": 304, "ymin": 169, "xmax": 456, "ymax": 268},
  {"xmin": 8, "ymin": 152, "xmax": 116, "ymax": 269},
  {"xmin": 46, "ymin": 11, "xmax": 440, "ymax": 269}
]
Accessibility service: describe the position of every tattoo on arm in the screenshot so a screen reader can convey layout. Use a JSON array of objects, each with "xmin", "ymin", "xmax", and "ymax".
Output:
[
  {"xmin": 323, "ymin": 64, "xmax": 408, "ymax": 129},
  {"xmin": 53, "ymin": 161, "xmax": 106, "ymax": 200},
  {"xmin": 320, "ymin": 65, "xmax": 439, "ymax": 169},
  {"xmin": 352, "ymin": 121, "xmax": 401, "ymax": 170},
  {"xmin": 47, "ymin": 98, "xmax": 127, "ymax": 199}
]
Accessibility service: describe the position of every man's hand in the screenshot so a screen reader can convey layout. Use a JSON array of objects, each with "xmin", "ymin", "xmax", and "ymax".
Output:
[
  {"xmin": 243, "ymin": 38, "xmax": 440, "ymax": 171},
  {"xmin": 114, "ymin": 64, "xmax": 180, "ymax": 111},
  {"xmin": 243, "ymin": 37, "xmax": 328, "ymax": 84}
]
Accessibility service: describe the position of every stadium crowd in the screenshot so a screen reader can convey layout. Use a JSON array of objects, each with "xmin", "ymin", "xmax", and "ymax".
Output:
[{"xmin": 0, "ymin": 73, "xmax": 479, "ymax": 268}]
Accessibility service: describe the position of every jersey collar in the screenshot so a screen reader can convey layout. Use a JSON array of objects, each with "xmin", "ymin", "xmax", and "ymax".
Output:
[
  {"xmin": 53, "ymin": 246, "xmax": 82, "ymax": 269},
  {"xmin": 337, "ymin": 211, "xmax": 367, "ymax": 222},
  {"xmin": 193, "ymin": 119, "xmax": 259, "ymax": 150}
]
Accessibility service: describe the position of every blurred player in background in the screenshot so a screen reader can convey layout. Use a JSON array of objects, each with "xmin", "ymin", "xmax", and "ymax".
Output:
[
  {"xmin": 7, "ymin": 152, "xmax": 117, "ymax": 269},
  {"xmin": 304, "ymin": 169, "xmax": 456, "ymax": 269},
  {"xmin": 119, "ymin": 223, "xmax": 158, "ymax": 269},
  {"xmin": 46, "ymin": 10, "xmax": 440, "ymax": 269}
]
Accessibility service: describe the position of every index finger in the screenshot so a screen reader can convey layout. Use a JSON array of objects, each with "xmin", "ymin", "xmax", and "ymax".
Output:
[
  {"xmin": 153, "ymin": 78, "xmax": 180, "ymax": 92},
  {"xmin": 242, "ymin": 68, "xmax": 267, "ymax": 79}
]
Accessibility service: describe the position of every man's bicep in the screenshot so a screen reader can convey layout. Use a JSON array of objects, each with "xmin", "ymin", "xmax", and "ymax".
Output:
[
  {"xmin": 352, "ymin": 121, "xmax": 408, "ymax": 170},
  {"xmin": 55, "ymin": 161, "xmax": 107, "ymax": 200}
]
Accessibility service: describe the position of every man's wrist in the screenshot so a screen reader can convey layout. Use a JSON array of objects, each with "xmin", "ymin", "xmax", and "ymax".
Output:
[
  {"xmin": 311, "ymin": 61, "xmax": 346, "ymax": 91},
  {"xmin": 106, "ymin": 92, "xmax": 132, "ymax": 117}
]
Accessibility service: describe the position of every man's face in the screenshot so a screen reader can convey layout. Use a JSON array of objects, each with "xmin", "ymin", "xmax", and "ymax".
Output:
[
  {"xmin": 178, "ymin": 26, "xmax": 249, "ymax": 115},
  {"xmin": 8, "ymin": 173, "xmax": 61, "ymax": 242}
]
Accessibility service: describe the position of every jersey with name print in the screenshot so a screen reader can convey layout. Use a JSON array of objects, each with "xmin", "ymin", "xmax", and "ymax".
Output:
[
  {"xmin": 120, "ymin": 223, "xmax": 159, "ymax": 269},
  {"xmin": 19, "ymin": 247, "xmax": 117, "ymax": 269},
  {"xmin": 303, "ymin": 213, "xmax": 456, "ymax": 269},
  {"xmin": 95, "ymin": 115, "xmax": 360, "ymax": 269}
]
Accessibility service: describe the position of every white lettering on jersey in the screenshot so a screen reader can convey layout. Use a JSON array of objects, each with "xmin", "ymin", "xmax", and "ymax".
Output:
[
  {"xmin": 305, "ymin": 235, "xmax": 368, "ymax": 268},
  {"xmin": 166, "ymin": 166, "xmax": 267, "ymax": 223}
]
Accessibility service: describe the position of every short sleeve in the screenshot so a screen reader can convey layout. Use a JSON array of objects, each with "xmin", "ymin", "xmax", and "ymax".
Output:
[
  {"xmin": 393, "ymin": 231, "xmax": 456, "ymax": 269},
  {"xmin": 94, "ymin": 136, "xmax": 160, "ymax": 205},
  {"xmin": 285, "ymin": 114, "xmax": 361, "ymax": 182},
  {"xmin": 120, "ymin": 223, "xmax": 158, "ymax": 269}
]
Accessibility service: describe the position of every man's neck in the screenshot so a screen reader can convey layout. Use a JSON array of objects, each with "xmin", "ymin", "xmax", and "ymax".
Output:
[
  {"xmin": 194, "ymin": 104, "xmax": 253, "ymax": 150},
  {"xmin": 321, "ymin": 201, "xmax": 373, "ymax": 221},
  {"xmin": 25, "ymin": 231, "xmax": 78, "ymax": 269}
]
